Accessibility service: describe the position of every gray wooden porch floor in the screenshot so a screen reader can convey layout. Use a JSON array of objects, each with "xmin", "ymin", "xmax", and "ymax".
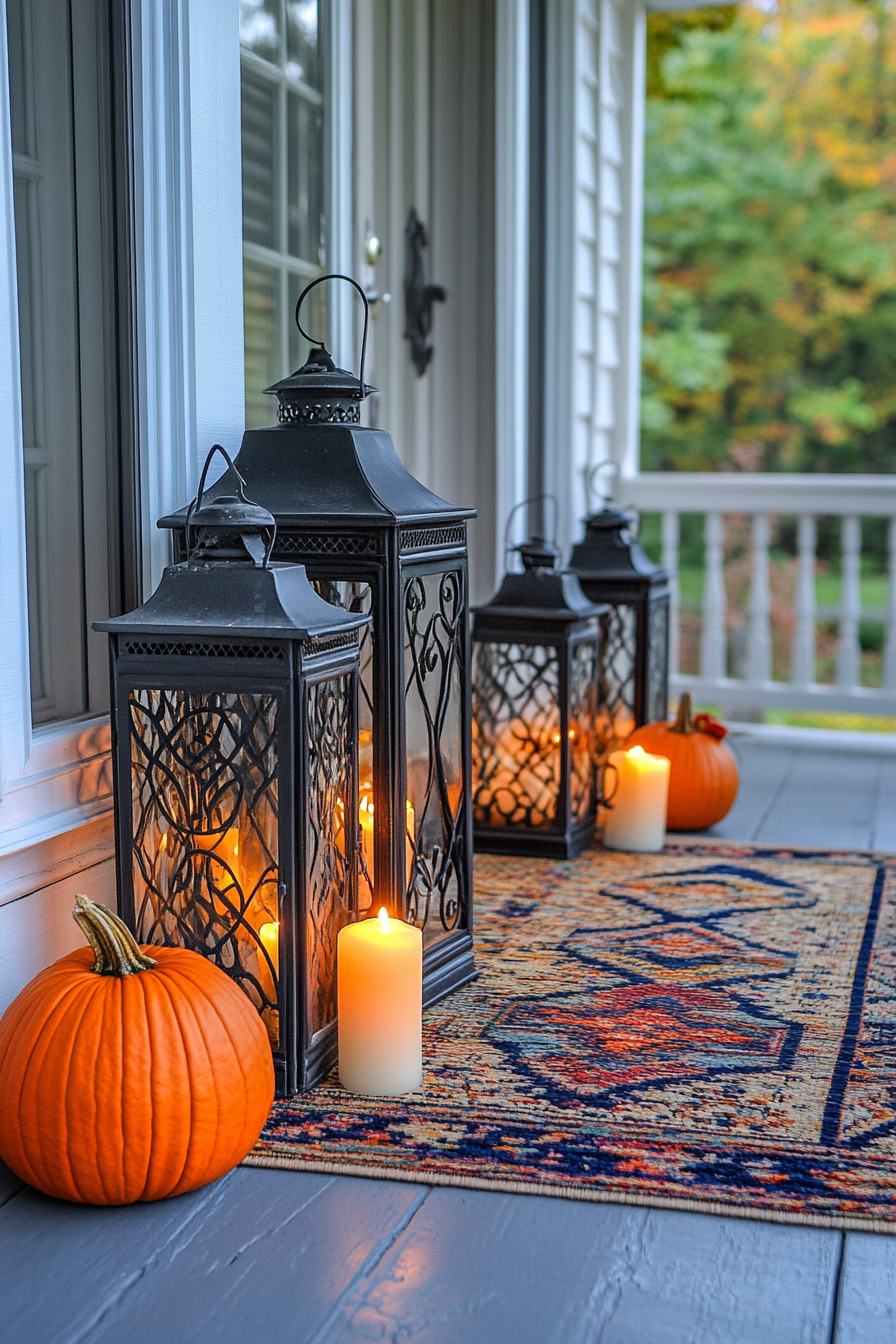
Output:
[{"xmin": 3, "ymin": 730, "xmax": 896, "ymax": 1344}]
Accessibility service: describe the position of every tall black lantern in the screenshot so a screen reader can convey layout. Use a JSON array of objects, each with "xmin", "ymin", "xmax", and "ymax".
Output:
[
  {"xmin": 159, "ymin": 276, "xmax": 476, "ymax": 1005},
  {"xmin": 96, "ymin": 448, "xmax": 370, "ymax": 1096},
  {"xmin": 569, "ymin": 504, "xmax": 671, "ymax": 761},
  {"xmin": 471, "ymin": 537, "xmax": 607, "ymax": 859}
]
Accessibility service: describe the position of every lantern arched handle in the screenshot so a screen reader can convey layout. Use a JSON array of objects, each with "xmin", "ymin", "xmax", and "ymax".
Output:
[
  {"xmin": 502, "ymin": 494, "xmax": 558, "ymax": 570},
  {"xmin": 585, "ymin": 460, "xmax": 619, "ymax": 512},
  {"xmin": 184, "ymin": 444, "xmax": 277, "ymax": 567},
  {"xmin": 294, "ymin": 274, "xmax": 370, "ymax": 401}
]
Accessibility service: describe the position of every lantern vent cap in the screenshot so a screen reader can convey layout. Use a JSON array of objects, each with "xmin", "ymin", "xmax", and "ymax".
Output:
[
  {"xmin": 517, "ymin": 535, "xmax": 562, "ymax": 572},
  {"xmin": 184, "ymin": 446, "xmax": 277, "ymax": 569}
]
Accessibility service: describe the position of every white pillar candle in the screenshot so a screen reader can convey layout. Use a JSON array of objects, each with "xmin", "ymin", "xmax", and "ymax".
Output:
[
  {"xmin": 602, "ymin": 745, "xmax": 670, "ymax": 853},
  {"xmin": 337, "ymin": 908, "xmax": 423, "ymax": 1096}
]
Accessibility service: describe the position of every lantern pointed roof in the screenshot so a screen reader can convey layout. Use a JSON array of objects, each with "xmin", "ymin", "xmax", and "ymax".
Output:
[
  {"xmin": 157, "ymin": 424, "xmax": 475, "ymax": 533},
  {"xmin": 94, "ymin": 561, "xmax": 370, "ymax": 643},
  {"xmin": 474, "ymin": 536, "xmax": 605, "ymax": 626}
]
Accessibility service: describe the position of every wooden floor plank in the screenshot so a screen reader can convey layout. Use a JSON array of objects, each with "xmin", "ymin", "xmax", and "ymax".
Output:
[
  {"xmin": 321, "ymin": 1187, "xmax": 841, "ymax": 1344},
  {"xmin": 705, "ymin": 742, "xmax": 796, "ymax": 842},
  {"xmin": 1, "ymin": 1176, "xmax": 228, "ymax": 1344},
  {"xmin": 832, "ymin": 1233, "xmax": 896, "ymax": 1344},
  {"xmin": 0, "ymin": 1155, "xmax": 24, "ymax": 1208},
  {"xmin": 0, "ymin": 1166, "xmax": 426, "ymax": 1344},
  {"xmin": 751, "ymin": 750, "xmax": 880, "ymax": 850},
  {"xmin": 870, "ymin": 757, "xmax": 896, "ymax": 853}
]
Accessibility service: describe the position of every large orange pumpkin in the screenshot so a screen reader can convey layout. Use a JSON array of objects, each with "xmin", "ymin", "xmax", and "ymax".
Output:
[
  {"xmin": 626, "ymin": 693, "xmax": 739, "ymax": 831},
  {"xmin": 0, "ymin": 895, "xmax": 274, "ymax": 1204}
]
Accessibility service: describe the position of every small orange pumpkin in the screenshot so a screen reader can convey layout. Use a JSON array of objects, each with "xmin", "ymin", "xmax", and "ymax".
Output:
[
  {"xmin": 626, "ymin": 692, "xmax": 739, "ymax": 831},
  {"xmin": 0, "ymin": 895, "xmax": 274, "ymax": 1204}
]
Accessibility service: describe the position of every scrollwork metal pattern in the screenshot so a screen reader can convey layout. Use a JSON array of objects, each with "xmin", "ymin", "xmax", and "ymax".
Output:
[
  {"xmin": 597, "ymin": 604, "xmax": 638, "ymax": 761},
  {"xmin": 403, "ymin": 571, "xmax": 467, "ymax": 944},
  {"xmin": 306, "ymin": 676, "xmax": 354, "ymax": 1036},
  {"xmin": 128, "ymin": 689, "xmax": 281, "ymax": 1045},
  {"xmin": 569, "ymin": 640, "xmax": 599, "ymax": 822},
  {"xmin": 472, "ymin": 642, "xmax": 561, "ymax": 829}
]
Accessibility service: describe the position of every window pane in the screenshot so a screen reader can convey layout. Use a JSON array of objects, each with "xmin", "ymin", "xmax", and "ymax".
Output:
[
  {"xmin": 287, "ymin": 91, "xmax": 323, "ymax": 263},
  {"xmin": 241, "ymin": 66, "xmax": 277, "ymax": 250},
  {"xmin": 240, "ymin": 0, "xmax": 281, "ymax": 65},
  {"xmin": 244, "ymin": 260, "xmax": 280, "ymax": 427},
  {"xmin": 287, "ymin": 0, "xmax": 320, "ymax": 88},
  {"xmin": 9, "ymin": 0, "xmax": 88, "ymax": 723}
]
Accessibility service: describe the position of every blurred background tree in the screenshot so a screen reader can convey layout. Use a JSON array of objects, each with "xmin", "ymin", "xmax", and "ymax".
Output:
[{"xmin": 642, "ymin": 0, "xmax": 896, "ymax": 478}]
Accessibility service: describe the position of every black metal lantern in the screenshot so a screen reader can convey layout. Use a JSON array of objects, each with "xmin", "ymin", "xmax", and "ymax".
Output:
[
  {"xmin": 569, "ymin": 500, "xmax": 671, "ymax": 761},
  {"xmin": 96, "ymin": 447, "xmax": 370, "ymax": 1096},
  {"xmin": 471, "ymin": 536, "xmax": 607, "ymax": 859},
  {"xmin": 158, "ymin": 276, "xmax": 476, "ymax": 1006}
]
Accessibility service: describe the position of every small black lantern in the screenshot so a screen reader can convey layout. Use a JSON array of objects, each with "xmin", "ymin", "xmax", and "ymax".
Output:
[
  {"xmin": 569, "ymin": 493, "xmax": 671, "ymax": 760},
  {"xmin": 96, "ymin": 447, "xmax": 370, "ymax": 1096},
  {"xmin": 159, "ymin": 276, "xmax": 476, "ymax": 1006},
  {"xmin": 471, "ymin": 536, "xmax": 607, "ymax": 859}
]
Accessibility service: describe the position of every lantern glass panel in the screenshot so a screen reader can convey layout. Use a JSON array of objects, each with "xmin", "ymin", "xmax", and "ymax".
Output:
[
  {"xmin": 471, "ymin": 641, "xmax": 561, "ymax": 830},
  {"xmin": 403, "ymin": 570, "xmax": 465, "ymax": 945},
  {"xmin": 597, "ymin": 604, "xmax": 638, "ymax": 758},
  {"xmin": 313, "ymin": 580, "xmax": 374, "ymax": 910},
  {"xmin": 305, "ymin": 674, "xmax": 354, "ymax": 1037},
  {"xmin": 648, "ymin": 599, "xmax": 670, "ymax": 723},
  {"xmin": 570, "ymin": 639, "xmax": 600, "ymax": 823},
  {"xmin": 129, "ymin": 688, "xmax": 281, "ymax": 1047}
]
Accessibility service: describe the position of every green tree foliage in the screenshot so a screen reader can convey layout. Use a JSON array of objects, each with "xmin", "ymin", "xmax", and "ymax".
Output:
[{"xmin": 642, "ymin": 0, "xmax": 896, "ymax": 476}]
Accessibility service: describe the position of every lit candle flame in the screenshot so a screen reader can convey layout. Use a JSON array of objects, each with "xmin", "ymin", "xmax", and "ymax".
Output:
[
  {"xmin": 378, "ymin": 907, "xmax": 390, "ymax": 934},
  {"xmin": 628, "ymin": 744, "xmax": 647, "ymax": 759},
  {"xmin": 259, "ymin": 921, "xmax": 279, "ymax": 955}
]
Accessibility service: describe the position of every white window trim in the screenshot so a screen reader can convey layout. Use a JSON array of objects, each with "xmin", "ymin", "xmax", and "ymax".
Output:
[
  {"xmin": 0, "ymin": 0, "xmax": 245, "ymax": 857},
  {"xmin": 494, "ymin": 0, "xmax": 530, "ymax": 571}
]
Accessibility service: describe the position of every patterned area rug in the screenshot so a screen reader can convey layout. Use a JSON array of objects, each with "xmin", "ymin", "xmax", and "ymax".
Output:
[{"xmin": 246, "ymin": 842, "xmax": 896, "ymax": 1232}]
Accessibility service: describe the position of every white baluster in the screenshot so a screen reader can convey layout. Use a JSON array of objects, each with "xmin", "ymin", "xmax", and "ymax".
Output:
[
  {"xmin": 885, "ymin": 517, "xmax": 896, "ymax": 690},
  {"xmin": 792, "ymin": 515, "xmax": 817, "ymax": 687},
  {"xmin": 747, "ymin": 513, "xmax": 772, "ymax": 683},
  {"xmin": 837, "ymin": 515, "xmax": 862, "ymax": 689},
  {"xmin": 700, "ymin": 512, "xmax": 727, "ymax": 682},
  {"xmin": 661, "ymin": 511, "xmax": 680, "ymax": 681}
]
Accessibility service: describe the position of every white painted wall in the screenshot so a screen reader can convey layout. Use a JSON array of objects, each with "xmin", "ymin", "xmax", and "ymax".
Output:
[{"xmin": 0, "ymin": 862, "xmax": 116, "ymax": 1015}]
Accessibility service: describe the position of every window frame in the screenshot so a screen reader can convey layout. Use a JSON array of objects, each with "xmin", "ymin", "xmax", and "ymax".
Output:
[{"xmin": 0, "ymin": 0, "xmax": 247, "ymax": 856}]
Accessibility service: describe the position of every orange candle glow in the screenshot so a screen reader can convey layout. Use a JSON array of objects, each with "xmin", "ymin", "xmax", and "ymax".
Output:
[{"xmin": 337, "ymin": 907, "xmax": 422, "ymax": 1095}]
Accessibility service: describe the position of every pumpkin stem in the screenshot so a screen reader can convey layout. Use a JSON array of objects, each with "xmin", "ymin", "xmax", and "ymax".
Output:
[
  {"xmin": 670, "ymin": 692, "xmax": 696, "ymax": 734},
  {"xmin": 73, "ymin": 894, "xmax": 156, "ymax": 976}
]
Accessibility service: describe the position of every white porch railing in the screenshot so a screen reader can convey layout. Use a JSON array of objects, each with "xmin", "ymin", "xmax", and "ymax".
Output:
[{"xmin": 622, "ymin": 473, "xmax": 896, "ymax": 714}]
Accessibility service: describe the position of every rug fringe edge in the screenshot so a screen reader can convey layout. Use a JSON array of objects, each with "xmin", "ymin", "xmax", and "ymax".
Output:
[{"xmin": 240, "ymin": 1153, "xmax": 896, "ymax": 1235}]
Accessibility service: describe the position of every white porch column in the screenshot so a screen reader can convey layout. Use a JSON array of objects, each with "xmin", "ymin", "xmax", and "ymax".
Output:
[{"xmin": 543, "ymin": 0, "xmax": 646, "ymax": 555}]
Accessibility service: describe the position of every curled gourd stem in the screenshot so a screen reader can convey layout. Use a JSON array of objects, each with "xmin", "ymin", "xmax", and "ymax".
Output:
[
  {"xmin": 670, "ymin": 691, "xmax": 696, "ymax": 734},
  {"xmin": 73, "ymin": 894, "xmax": 156, "ymax": 976}
]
